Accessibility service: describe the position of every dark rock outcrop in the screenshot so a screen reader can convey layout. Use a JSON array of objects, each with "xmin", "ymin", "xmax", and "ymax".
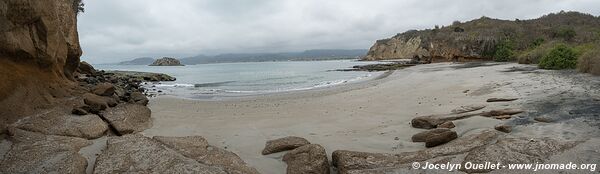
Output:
[
  {"xmin": 149, "ymin": 57, "xmax": 184, "ymax": 66},
  {"xmin": 262, "ymin": 136, "xmax": 311, "ymax": 155},
  {"xmin": 282, "ymin": 144, "xmax": 330, "ymax": 174}
]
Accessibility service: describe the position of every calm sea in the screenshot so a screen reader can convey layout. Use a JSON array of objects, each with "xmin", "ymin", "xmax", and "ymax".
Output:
[{"xmin": 93, "ymin": 60, "xmax": 383, "ymax": 99}]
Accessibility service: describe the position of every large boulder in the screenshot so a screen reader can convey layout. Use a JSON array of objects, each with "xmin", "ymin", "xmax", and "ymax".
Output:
[
  {"xmin": 130, "ymin": 91, "xmax": 149, "ymax": 105},
  {"xmin": 149, "ymin": 57, "xmax": 184, "ymax": 66},
  {"xmin": 282, "ymin": 144, "xmax": 330, "ymax": 174},
  {"xmin": 424, "ymin": 130, "xmax": 458, "ymax": 148},
  {"xmin": 154, "ymin": 136, "xmax": 259, "ymax": 174},
  {"xmin": 10, "ymin": 109, "xmax": 108, "ymax": 139},
  {"xmin": 77, "ymin": 61, "xmax": 96, "ymax": 75},
  {"xmin": 262, "ymin": 136, "xmax": 311, "ymax": 155},
  {"xmin": 83, "ymin": 93, "xmax": 109, "ymax": 113},
  {"xmin": 99, "ymin": 103, "xmax": 152, "ymax": 135},
  {"xmin": 93, "ymin": 134, "xmax": 226, "ymax": 174},
  {"xmin": 411, "ymin": 128, "xmax": 453, "ymax": 142},
  {"xmin": 0, "ymin": 128, "xmax": 91, "ymax": 174},
  {"xmin": 92, "ymin": 83, "xmax": 116, "ymax": 96}
]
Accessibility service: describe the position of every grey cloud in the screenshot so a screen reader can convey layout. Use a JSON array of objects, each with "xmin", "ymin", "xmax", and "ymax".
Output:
[{"xmin": 78, "ymin": 0, "xmax": 600, "ymax": 63}]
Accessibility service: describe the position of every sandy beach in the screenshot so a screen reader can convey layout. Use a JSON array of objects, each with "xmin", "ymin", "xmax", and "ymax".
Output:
[{"xmin": 142, "ymin": 62, "xmax": 600, "ymax": 173}]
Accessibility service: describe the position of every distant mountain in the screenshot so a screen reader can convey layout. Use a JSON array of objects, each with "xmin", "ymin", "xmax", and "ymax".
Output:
[
  {"xmin": 114, "ymin": 49, "xmax": 368, "ymax": 65},
  {"xmin": 180, "ymin": 49, "xmax": 368, "ymax": 65},
  {"xmin": 118, "ymin": 57, "xmax": 155, "ymax": 65}
]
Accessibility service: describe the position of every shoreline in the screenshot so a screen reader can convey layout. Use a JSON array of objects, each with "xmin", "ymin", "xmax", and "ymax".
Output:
[
  {"xmin": 142, "ymin": 62, "xmax": 600, "ymax": 173},
  {"xmin": 147, "ymin": 69, "xmax": 395, "ymax": 102}
]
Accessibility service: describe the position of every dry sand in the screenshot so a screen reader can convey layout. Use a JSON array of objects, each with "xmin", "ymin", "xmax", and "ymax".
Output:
[{"xmin": 142, "ymin": 62, "xmax": 600, "ymax": 174}]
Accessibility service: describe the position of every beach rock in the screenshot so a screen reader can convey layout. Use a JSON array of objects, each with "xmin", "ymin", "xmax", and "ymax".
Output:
[
  {"xmin": 534, "ymin": 116, "xmax": 554, "ymax": 123},
  {"xmin": 92, "ymin": 83, "xmax": 116, "ymax": 96},
  {"xmin": 77, "ymin": 61, "xmax": 96, "ymax": 75},
  {"xmin": 94, "ymin": 134, "xmax": 226, "ymax": 174},
  {"xmin": 450, "ymin": 104, "xmax": 486, "ymax": 114},
  {"xmin": 71, "ymin": 107, "xmax": 88, "ymax": 115},
  {"xmin": 99, "ymin": 104, "xmax": 152, "ymax": 135},
  {"xmin": 437, "ymin": 121, "xmax": 455, "ymax": 128},
  {"xmin": 11, "ymin": 110, "xmax": 108, "ymax": 139},
  {"xmin": 153, "ymin": 136, "xmax": 259, "ymax": 174},
  {"xmin": 150, "ymin": 57, "xmax": 184, "ymax": 66},
  {"xmin": 262, "ymin": 136, "xmax": 311, "ymax": 155},
  {"xmin": 83, "ymin": 93, "xmax": 109, "ymax": 113},
  {"xmin": 481, "ymin": 108, "xmax": 524, "ymax": 117},
  {"xmin": 411, "ymin": 128, "xmax": 452, "ymax": 142},
  {"xmin": 461, "ymin": 137, "xmax": 578, "ymax": 173},
  {"xmin": 486, "ymin": 98, "xmax": 518, "ymax": 102},
  {"xmin": 0, "ymin": 128, "xmax": 91, "ymax": 174},
  {"xmin": 494, "ymin": 124, "xmax": 512, "ymax": 133},
  {"xmin": 130, "ymin": 91, "xmax": 149, "ymax": 105},
  {"xmin": 333, "ymin": 130, "xmax": 499, "ymax": 174},
  {"xmin": 411, "ymin": 112, "xmax": 481, "ymax": 129},
  {"xmin": 282, "ymin": 144, "xmax": 330, "ymax": 174},
  {"xmin": 424, "ymin": 130, "xmax": 458, "ymax": 147},
  {"xmin": 105, "ymin": 97, "xmax": 118, "ymax": 107}
]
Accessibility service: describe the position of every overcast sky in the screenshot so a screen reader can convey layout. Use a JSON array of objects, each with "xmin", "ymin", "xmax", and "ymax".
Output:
[{"xmin": 78, "ymin": 0, "xmax": 600, "ymax": 63}]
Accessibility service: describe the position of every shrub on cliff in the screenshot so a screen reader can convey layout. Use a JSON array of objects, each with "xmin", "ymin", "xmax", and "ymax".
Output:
[
  {"xmin": 576, "ymin": 43, "xmax": 600, "ymax": 75},
  {"xmin": 538, "ymin": 44, "xmax": 578, "ymax": 69},
  {"xmin": 493, "ymin": 39, "xmax": 514, "ymax": 62},
  {"xmin": 517, "ymin": 42, "xmax": 562, "ymax": 64}
]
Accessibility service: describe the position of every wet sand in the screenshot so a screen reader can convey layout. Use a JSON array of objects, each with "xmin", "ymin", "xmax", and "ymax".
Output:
[{"xmin": 142, "ymin": 62, "xmax": 600, "ymax": 174}]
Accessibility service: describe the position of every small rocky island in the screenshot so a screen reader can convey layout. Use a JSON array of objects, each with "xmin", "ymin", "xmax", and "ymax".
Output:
[{"xmin": 149, "ymin": 57, "xmax": 184, "ymax": 66}]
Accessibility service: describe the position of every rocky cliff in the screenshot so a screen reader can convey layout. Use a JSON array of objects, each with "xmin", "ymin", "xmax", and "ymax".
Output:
[
  {"xmin": 0, "ymin": 0, "xmax": 82, "ymax": 133},
  {"xmin": 150, "ymin": 57, "xmax": 184, "ymax": 66},
  {"xmin": 364, "ymin": 11, "xmax": 600, "ymax": 62}
]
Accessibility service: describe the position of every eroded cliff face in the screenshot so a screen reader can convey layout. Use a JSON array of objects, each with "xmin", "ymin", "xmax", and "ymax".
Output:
[
  {"xmin": 364, "ymin": 12, "xmax": 600, "ymax": 62},
  {"xmin": 364, "ymin": 29, "xmax": 498, "ymax": 62},
  {"xmin": 0, "ymin": 0, "xmax": 82, "ymax": 132}
]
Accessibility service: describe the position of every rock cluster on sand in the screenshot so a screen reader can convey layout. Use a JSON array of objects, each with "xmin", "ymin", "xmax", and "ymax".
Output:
[
  {"xmin": 262, "ymin": 136, "xmax": 332, "ymax": 174},
  {"xmin": 149, "ymin": 57, "xmax": 184, "ymax": 66},
  {"xmin": 332, "ymin": 130, "xmax": 577, "ymax": 174}
]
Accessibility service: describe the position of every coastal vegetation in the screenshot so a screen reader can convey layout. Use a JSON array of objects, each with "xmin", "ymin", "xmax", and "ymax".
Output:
[{"xmin": 364, "ymin": 11, "xmax": 600, "ymax": 74}]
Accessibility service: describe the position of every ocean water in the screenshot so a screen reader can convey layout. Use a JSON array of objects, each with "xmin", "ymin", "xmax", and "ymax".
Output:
[{"xmin": 94, "ymin": 60, "xmax": 383, "ymax": 99}]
